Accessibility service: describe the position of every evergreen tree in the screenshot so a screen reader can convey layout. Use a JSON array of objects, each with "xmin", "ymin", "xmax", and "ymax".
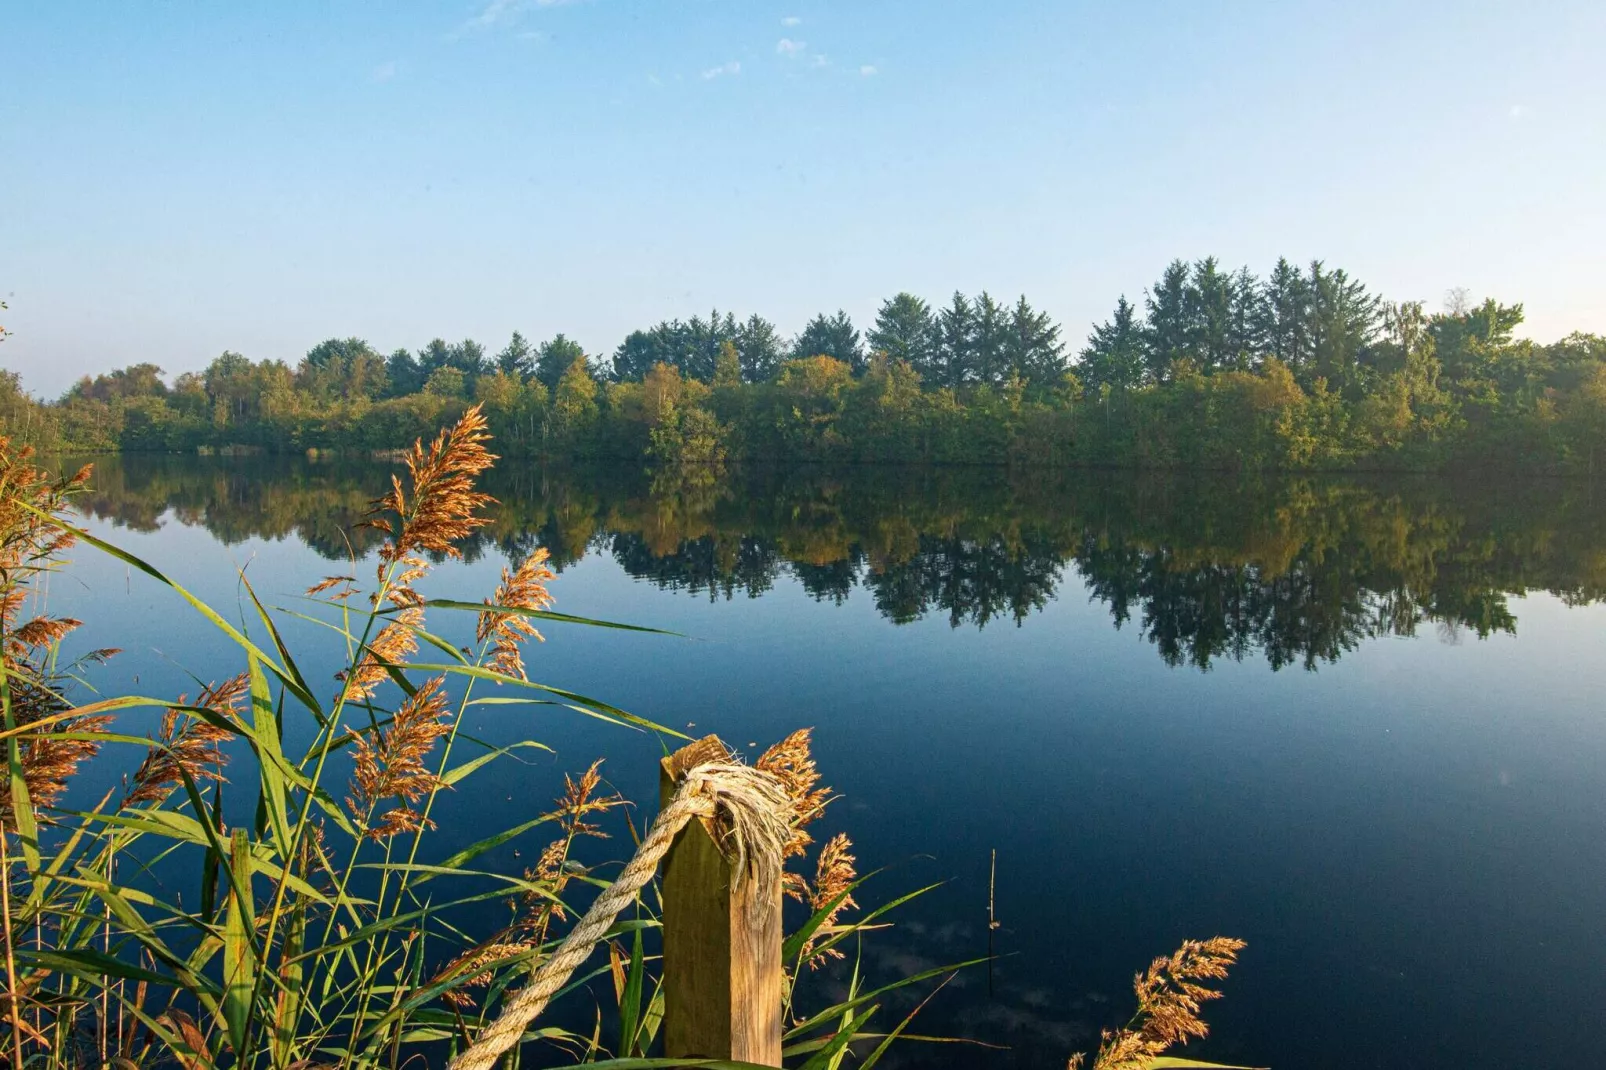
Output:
[
  {"xmin": 971, "ymin": 292, "xmax": 1011, "ymax": 385},
  {"xmin": 448, "ymin": 338, "xmax": 488, "ymax": 378},
  {"xmin": 934, "ymin": 291, "xmax": 976, "ymax": 389},
  {"xmin": 1308, "ymin": 261, "xmax": 1381, "ymax": 391},
  {"xmin": 1226, "ymin": 267, "xmax": 1265, "ymax": 371},
  {"xmin": 496, "ymin": 331, "xmax": 534, "ymax": 378},
  {"xmin": 1144, "ymin": 259, "xmax": 1193, "ymax": 382},
  {"xmin": 1187, "ymin": 257, "xmax": 1234, "ymax": 372},
  {"xmin": 735, "ymin": 314, "xmax": 784, "ymax": 382},
  {"xmin": 536, "ymin": 333, "xmax": 586, "ymax": 390},
  {"xmin": 866, "ymin": 293, "xmax": 936, "ymax": 376},
  {"xmin": 1078, "ymin": 296, "xmax": 1146, "ymax": 391},
  {"xmin": 793, "ymin": 311, "xmax": 864, "ymax": 369},
  {"xmin": 385, "ymin": 349, "xmax": 423, "ymax": 397},
  {"xmin": 417, "ymin": 339, "xmax": 452, "ymax": 376},
  {"xmin": 1260, "ymin": 257, "xmax": 1312, "ymax": 372},
  {"xmin": 612, "ymin": 328, "xmax": 663, "ymax": 382},
  {"xmin": 1004, "ymin": 295, "xmax": 1065, "ymax": 384}
]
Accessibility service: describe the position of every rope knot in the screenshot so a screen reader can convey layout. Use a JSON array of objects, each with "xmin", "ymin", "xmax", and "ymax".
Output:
[{"xmin": 676, "ymin": 760, "xmax": 795, "ymax": 898}]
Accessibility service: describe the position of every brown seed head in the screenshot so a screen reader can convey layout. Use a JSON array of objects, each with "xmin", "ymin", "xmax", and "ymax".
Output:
[
  {"xmin": 477, "ymin": 547, "xmax": 556, "ymax": 680},
  {"xmin": 346, "ymin": 674, "xmax": 452, "ymax": 839},
  {"xmin": 123, "ymin": 675, "xmax": 249, "ymax": 808},
  {"xmin": 757, "ymin": 728, "xmax": 833, "ymax": 864}
]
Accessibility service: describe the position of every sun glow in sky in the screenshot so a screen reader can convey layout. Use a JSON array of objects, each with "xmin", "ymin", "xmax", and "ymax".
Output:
[{"xmin": 3, "ymin": 0, "xmax": 1604, "ymax": 395}]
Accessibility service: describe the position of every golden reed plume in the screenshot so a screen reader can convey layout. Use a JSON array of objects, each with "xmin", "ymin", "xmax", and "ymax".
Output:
[
  {"xmin": 1067, "ymin": 936, "xmax": 1248, "ymax": 1070},
  {"xmin": 0, "ymin": 437, "xmax": 107, "ymax": 830},
  {"xmin": 434, "ymin": 760, "xmax": 622, "ymax": 1009},
  {"xmin": 339, "ymin": 405, "xmax": 499, "ymax": 701},
  {"xmin": 123, "ymin": 675, "xmax": 250, "ymax": 808},
  {"xmin": 346, "ymin": 674, "xmax": 453, "ymax": 839},
  {"xmin": 477, "ymin": 546, "xmax": 556, "ymax": 680},
  {"xmin": 367, "ymin": 403, "xmax": 496, "ymax": 573},
  {"xmin": 755, "ymin": 728, "xmax": 859, "ymax": 966}
]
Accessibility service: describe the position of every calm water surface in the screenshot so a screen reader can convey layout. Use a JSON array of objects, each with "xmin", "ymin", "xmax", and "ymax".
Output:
[{"xmin": 47, "ymin": 457, "xmax": 1606, "ymax": 1069}]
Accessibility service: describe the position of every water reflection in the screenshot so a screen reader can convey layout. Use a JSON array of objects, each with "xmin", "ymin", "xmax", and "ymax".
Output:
[{"xmin": 72, "ymin": 455, "xmax": 1606, "ymax": 670}]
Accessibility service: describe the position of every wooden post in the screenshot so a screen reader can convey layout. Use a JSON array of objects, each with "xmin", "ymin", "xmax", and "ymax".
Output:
[{"xmin": 659, "ymin": 736, "xmax": 783, "ymax": 1066}]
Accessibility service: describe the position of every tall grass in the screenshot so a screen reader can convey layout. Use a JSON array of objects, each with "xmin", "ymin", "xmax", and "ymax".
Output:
[{"xmin": 0, "ymin": 411, "xmax": 1251, "ymax": 1069}]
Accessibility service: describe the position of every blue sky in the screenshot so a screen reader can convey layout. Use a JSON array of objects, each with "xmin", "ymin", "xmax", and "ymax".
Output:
[{"xmin": 3, "ymin": 0, "xmax": 1603, "ymax": 396}]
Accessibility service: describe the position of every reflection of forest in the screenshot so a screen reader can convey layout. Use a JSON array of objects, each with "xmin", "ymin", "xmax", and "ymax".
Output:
[{"xmin": 71, "ymin": 455, "xmax": 1606, "ymax": 671}]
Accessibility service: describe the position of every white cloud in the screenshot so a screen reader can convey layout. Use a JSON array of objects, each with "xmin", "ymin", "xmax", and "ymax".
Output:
[
  {"xmin": 810, "ymin": 53, "xmax": 830, "ymax": 68},
  {"xmin": 859, "ymin": 64, "xmax": 878, "ymax": 77},
  {"xmin": 776, "ymin": 37, "xmax": 806, "ymax": 55},
  {"xmin": 1507, "ymin": 104, "xmax": 1528, "ymax": 119},
  {"xmin": 453, "ymin": 0, "xmax": 578, "ymax": 37},
  {"xmin": 371, "ymin": 60, "xmax": 398, "ymax": 82},
  {"xmin": 781, "ymin": 15, "xmax": 801, "ymax": 26},
  {"xmin": 701, "ymin": 60, "xmax": 740, "ymax": 80}
]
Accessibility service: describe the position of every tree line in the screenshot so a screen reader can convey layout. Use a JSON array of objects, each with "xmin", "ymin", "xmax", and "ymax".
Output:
[{"xmin": 4, "ymin": 255, "xmax": 1605, "ymax": 473}]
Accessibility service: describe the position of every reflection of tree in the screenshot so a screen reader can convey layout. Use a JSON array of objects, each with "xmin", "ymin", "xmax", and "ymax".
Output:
[{"xmin": 69, "ymin": 454, "xmax": 1606, "ymax": 671}]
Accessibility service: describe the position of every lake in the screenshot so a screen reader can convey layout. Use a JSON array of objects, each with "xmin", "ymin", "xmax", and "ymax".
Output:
[{"xmin": 45, "ymin": 455, "xmax": 1606, "ymax": 1069}]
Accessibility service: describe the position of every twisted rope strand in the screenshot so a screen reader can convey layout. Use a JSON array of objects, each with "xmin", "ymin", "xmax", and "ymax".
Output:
[{"xmin": 448, "ymin": 762, "xmax": 790, "ymax": 1070}]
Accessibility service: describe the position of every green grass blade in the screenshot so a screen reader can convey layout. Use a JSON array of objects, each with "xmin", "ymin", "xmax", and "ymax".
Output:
[{"xmin": 222, "ymin": 827, "xmax": 258, "ymax": 1056}]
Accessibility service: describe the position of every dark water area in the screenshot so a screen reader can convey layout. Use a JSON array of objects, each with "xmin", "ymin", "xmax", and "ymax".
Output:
[{"xmin": 41, "ymin": 454, "xmax": 1606, "ymax": 1069}]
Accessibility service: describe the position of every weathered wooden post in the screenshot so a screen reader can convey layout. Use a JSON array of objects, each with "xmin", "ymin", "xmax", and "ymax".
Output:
[{"xmin": 659, "ymin": 735, "xmax": 784, "ymax": 1065}]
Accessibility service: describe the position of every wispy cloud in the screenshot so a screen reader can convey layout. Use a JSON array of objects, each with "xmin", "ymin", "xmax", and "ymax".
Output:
[
  {"xmin": 776, "ymin": 37, "xmax": 806, "ymax": 55},
  {"xmin": 810, "ymin": 53, "xmax": 830, "ymax": 68},
  {"xmin": 701, "ymin": 60, "xmax": 741, "ymax": 80},
  {"xmin": 1507, "ymin": 103, "xmax": 1528, "ymax": 120},
  {"xmin": 452, "ymin": 0, "xmax": 578, "ymax": 37},
  {"xmin": 859, "ymin": 64, "xmax": 878, "ymax": 77},
  {"xmin": 782, "ymin": 15, "xmax": 801, "ymax": 26},
  {"xmin": 371, "ymin": 60, "xmax": 398, "ymax": 82}
]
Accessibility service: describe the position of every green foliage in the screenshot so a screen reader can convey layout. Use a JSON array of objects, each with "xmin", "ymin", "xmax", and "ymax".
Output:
[{"xmin": 4, "ymin": 259, "xmax": 1604, "ymax": 476}]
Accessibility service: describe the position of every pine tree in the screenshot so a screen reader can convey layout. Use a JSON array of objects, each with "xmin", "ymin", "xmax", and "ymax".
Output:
[
  {"xmin": 1005, "ymin": 295, "xmax": 1065, "ymax": 385},
  {"xmin": 1143, "ymin": 259, "xmax": 1193, "ymax": 382},
  {"xmin": 735, "ymin": 314, "xmax": 784, "ymax": 382},
  {"xmin": 935, "ymin": 291, "xmax": 976, "ymax": 389},
  {"xmin": 866, "ymin": 293, "xmax": 936, "ymax": 376},
  {"xmin": 971, "ymin": 292, "xmax": 1010, "ymax": 385},
  {"xmin": 1260, "ymin": 257, "xmax": 1312, "ymax": 372},
  {"xmin": 1186, "ymin": 257, "xmax": 1233, "ymax": 372},
  {"xmin": 496, "ymin": 331, "xmax": 534, "ymax": 378},
  {"xmin": 536, "ymin": 333, "xmax": 586, "ymax": 390},
  {"xmin": 1308, "ymin": 261, "xmax": 1381, "ymax": 391},
  {"xmin": 448, "ymin": 338, "xmax": 487, "ymax": 378},
  {"xmin": 793, "ymin": 311, "xmax": 864, "ymax": 369},
  {"xmin": 1226, "ymin": 267, "xmax": 1264, "ymax": 371},
  {"xmin": 1078, "ymin": 296, "xmax": 1146, "ymax": 390}
]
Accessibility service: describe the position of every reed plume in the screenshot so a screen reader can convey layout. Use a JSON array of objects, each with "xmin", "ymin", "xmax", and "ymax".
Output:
[
  {"xmin": 434, "ymin": 761, "xmax": 622, "ymax": 1010},
  {"xmin": 339, "ymin": 605, "xmax": 423, "ymax": 702},
  {"xmin": 123, "ymin": 675, "xmax": 249, "ymax": 807},
  {"xmin": 0, "ymin": 439, "xmax": 107, "ymax": 830},
  {"xmin": 802, "ymin": 832, "xmax": 858, "ymax": 968},
  {"xmin": 519, "ymin": 760, "xmax": 622, "ymax": 936},
  {"xmin": 347, "ymin": 674, "xmax": 453, "ymax": 839},
  {"xmin": 367, "ymin": 404, "xmax": 496, "ymax": 579},
  {"xmin": 1071, "ymin": 936, "xmax": 1247, "ymax": 1070},
  {"xmin": 477, "ymin": 547, "xmax": 555, "ymax": 680},
  {"xmin": 757, "ymin": 728, "xmax": 836, "ymax": 903},
  {"xmin": 0, "ymin": 675, "xmax": 113, "ymax": 828}
]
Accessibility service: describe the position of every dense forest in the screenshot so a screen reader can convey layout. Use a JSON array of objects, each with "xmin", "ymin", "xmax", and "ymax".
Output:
[
  {"xmin": 75, "ymin": 455, "xmax": 1606, "ymax": 671},
  {"xmin": 5, "ymin": 256, "xmax": 1605, "ymax": 473}
]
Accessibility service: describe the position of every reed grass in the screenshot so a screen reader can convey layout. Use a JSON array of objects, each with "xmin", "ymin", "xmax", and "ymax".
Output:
[
  {"xmin": 0, "ymin": 414, "xmax": 985, "ymax": 1069},
  {"xmin": 0, "ymin": 415, "xmax": 1253, "ymax": 1069}
]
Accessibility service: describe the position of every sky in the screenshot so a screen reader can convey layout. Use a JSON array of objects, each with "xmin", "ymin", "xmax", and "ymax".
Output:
[{"xmin": 3, "ymin": 0, "xmax": 1604, "ymax": 397}]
